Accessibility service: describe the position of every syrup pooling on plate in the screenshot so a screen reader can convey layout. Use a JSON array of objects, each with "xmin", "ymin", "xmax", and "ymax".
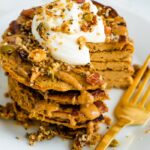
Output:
[{"xmin": 32, "ymin": 0, "xmax": 106, "ymax": 65}]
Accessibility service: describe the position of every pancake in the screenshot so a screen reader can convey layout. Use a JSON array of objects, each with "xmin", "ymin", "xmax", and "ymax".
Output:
[
  {"xmin": 0, "ymin": 102, "xmax": 101, "ymax": 150},
  {"xmin": 8, "ymin": 77, "xmax": 108, "ymax": 129},
  {"xmin": 0, "ymin": 102, "xmax": 105, "ymax": 130},
  {"xmin": 90, "ymin": 48, "xmax": 133, "ymax": 62},
  {"xmin": 98, "ymin": 70, "xmax": 134, "ymax": 88},
  {"xmin": 42, "ymin": 89, "xmax": 108, "ymax": 105},
  {"xmin": 8, "ymin": 76, "xmax": 108, "ymax": 105},
  {"xmin": 92, "ymin": 61, "xmax": 132, "ymax": 71},
  {"xmin": 1, "ymin": 50, "xmax": 105, "ymax": 92},
  {"xmin": 87, "ymin": 40, "xmax": 133, "ymax": 52}
]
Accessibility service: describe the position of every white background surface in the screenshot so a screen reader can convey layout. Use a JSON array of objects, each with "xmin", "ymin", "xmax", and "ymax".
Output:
[{"xmin": 0, "ymin": 1, "xmax": 150, "ymax": 150}]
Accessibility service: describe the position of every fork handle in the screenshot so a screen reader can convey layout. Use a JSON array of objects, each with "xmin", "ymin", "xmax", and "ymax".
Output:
[{"xmin": 95, "ymin": 118, "xmax": 131, "ymax": 150}]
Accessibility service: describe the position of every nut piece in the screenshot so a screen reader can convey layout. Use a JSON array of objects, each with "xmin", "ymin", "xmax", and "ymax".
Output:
[
  {"xmin": 76, "ymin": 36, "xmax": 87, "ymax": 49},
  {"xmin": 28, "ymin": 49, "xmax": 47, "ymax": 62},
  {"xmin": 76, "ymin": 0, "xmax": 85, "ymax": 4},
  {"xmin": 81, "ymin": 2, "xmax": 90, "ymax": 11},
  {"xmin": 105, "ymin": 26, "xmax": 112, "ymax": 35},
  {"xmin": 61, "ymin": 21, "xmax": 70, "ymax": 34},
  {"xmin": 21, "ymin": 8, "xmax": 35, "ymax": 18},
  {"xmin": 83, "ymin": 13, "xmax": 94, "ymax": 22},
  {"xmin": 86, "ymin": 72, "xmax": 104, "ymax": 86},
  {"xmin": 9, "ymin": 21, "xmax": 21, "ymax": 34}
]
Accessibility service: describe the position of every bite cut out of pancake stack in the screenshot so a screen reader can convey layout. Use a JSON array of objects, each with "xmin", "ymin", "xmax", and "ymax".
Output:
[{"xmin": 89, "ymin": 2, "xmax": 134, "ymax": 88}]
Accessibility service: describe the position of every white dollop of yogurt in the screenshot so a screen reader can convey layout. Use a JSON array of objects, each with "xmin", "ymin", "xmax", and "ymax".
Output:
[{"xmin": 32, "ymin": 0, "xmax": 106, "ymax": 65}]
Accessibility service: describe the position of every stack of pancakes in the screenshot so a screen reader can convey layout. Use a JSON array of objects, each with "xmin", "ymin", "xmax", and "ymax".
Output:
[
  {"xmin": 89, "ymin": 2, "xmax": 134, "ymax": 88},
  {"xmin": 0, "ymin": 4, "xmax": 109, "ymax": 149},
  {"xmin": 0, "ymin": 1, "xmax": 135, "ymax": 149}
]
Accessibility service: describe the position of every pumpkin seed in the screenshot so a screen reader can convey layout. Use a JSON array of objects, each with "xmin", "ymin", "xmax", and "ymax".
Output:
[{"xmin": 1, "ymin": 45, "xmax": 15, "ymax": 54}]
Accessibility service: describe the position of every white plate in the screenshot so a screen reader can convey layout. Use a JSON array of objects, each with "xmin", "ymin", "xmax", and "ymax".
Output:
[{"xmin": 0, "ymin": 1, "xmax": 150, "ymax": 150}]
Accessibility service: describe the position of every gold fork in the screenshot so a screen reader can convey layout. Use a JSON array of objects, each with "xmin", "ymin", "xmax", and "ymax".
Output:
[{"xmin": 95, "ymin": 55, "xmax": 150, "ymax": 150}]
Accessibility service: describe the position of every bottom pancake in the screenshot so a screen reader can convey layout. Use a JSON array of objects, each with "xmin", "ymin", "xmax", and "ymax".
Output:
[{"xmin": 0, "ymin": 103, "xmax": 104, "ymax": 150}]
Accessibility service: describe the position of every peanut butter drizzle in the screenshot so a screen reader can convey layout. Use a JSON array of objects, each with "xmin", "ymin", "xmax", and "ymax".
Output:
[
  {"xmin": 87, "ymin": 122, "xmax": 94, "ymax": 134},
  {"xmin": 32, "ymin": 103, "xmax": 77, "ymax": 126},
  {"xmin": 46, "ymin": 90, "xmax": 95, "ymax": 105},
  {"xmin": 55, "ymin": 71, "xmax": 82, "ymax": 90},
  {"xmin": 78, "ymin": 90, "xmax": 94, "ymax": 104},
  {"xmin": 80, "ymin": 104, "xmax": 100, "ymax": 120},
  {"xmin": 33, "ymin": 102, "xmax": 59, "ymax": 117},
  {"xmin": 68, "ymin": 115, "xmax": 76, "ymax": 126}
]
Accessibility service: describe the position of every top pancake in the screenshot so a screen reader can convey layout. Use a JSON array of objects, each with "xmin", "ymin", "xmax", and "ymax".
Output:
[{"xmin": 0, "ymin": 1, "xmax": 132, "ymax": 91}]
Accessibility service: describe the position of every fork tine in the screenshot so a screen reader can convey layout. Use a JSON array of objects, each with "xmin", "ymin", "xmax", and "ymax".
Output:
[
  {"xmin": 131, "ymin": 69, "xmax": 150, "ymax": 104},
  {"xmin": 139, "ymin": 84, "xmax": 150, "ymax": 107},
  {"xmin": 121, "ymin": 55, "xmax": 150, "ymax": 103},
  {"xmin": 146, "ymin": 99, "xmax": 150, "ymax": 111}
]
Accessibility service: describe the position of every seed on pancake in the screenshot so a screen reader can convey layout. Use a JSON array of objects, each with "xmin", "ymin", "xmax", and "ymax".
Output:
[
  {"xmin": 28, "ymin": 49, "xmax": 47, "ymax": 62},
  {"xmin": 1, "ymin": 45, "xmax": 15, "ymax": 54},
  {"xmin": 83, "ymin": 13, "xmax": 94, "ymax": 22},
  {"xmin": 109, "ymin": 139, "xmax": 119, "ymax": 147}
]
